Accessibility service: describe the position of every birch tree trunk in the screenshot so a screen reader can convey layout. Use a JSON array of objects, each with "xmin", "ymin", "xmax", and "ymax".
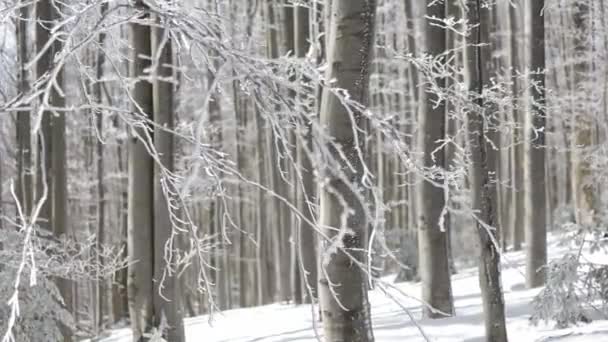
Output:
[
  {"xmin": 525, "ymin": 0, "xmax": 547, "ymax": 288},
  {"xmin": 318, "ymin": 0, "xmax": 376, "ymax": 340},
  {"xmin": 416, "ymin": 0, "xmax": 454, "ymax": 319}
]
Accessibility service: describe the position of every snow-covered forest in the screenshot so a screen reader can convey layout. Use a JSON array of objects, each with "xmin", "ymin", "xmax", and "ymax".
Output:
[{"xmin": 1, "ymin": 0, "xmax": 607, "ymax": 341}]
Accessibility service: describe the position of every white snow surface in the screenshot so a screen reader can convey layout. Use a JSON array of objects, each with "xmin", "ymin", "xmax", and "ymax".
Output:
[{"xmin": 90, "ymin": 234, "xmax": 608, "ymax": 341}]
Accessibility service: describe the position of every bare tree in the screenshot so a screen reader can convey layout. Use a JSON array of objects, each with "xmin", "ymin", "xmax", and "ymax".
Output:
[
  {"xmin": 152, "ymin": 12, "xmax": 185, "ymax": 341},
  {"xmin": 571, "ymin": 1, "xmax": 596, "ymax": 226},
  {"xmin": 93, "ymin": 1, "xmax": 110, "ymax": 329},
  {"xmin": 294, "ymin": 0, "xmax": 318, "ymax": 303},
  {"xmin": 466, "ymin": 0, "xmax": 508, "ymax": 341},
  {"xmin": 127, "ymin": 1, "xmax": 155, "ymax": 339},
  {"xmin": 509, "ymin": 0, "xmax": 524, "ymax": 251},
  {"xmin": 15, "ymin": 0, "xmax": 31, "ymax": 214},
  {"xmin": 36, "ymin": 0, "xmax": 71, "ymax": 340},
  {"xmin": 525, "ymin": 0, "xmax": 547, "ymax": 288},
  {"xmin": 416, "ymin": 0, "xmax": 454, "ymax": 319},
  {"xmin": 317, "ymin": 0, "xmax": 376, "ymax": 340}
]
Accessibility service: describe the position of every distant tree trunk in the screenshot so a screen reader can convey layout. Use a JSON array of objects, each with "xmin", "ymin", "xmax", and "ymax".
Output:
[
  {"xmin": 525, "ymin": 0, "xmax": 547, "ymax": 288},
  {"xmin": 416, "ymin": 0, "xmax": 454, "ymax": 319},
  {"xmin": 445, "ymin": 0, "xmax": 463, "ymax": 273},
  {"xmin": 264, "ymin": 0, "xmax": 286, "ymax": 302},
  {"xmin": 127, "ymin": 1, "xmax": 155, "ymax": 340},
  {"xmin": 16, "ymin": 0, "xmax": 32, "ymax": 214},
  {"xmin": 36, "ymin": 1, "xmax": 71, "ymax": 340},
  {"xmin": 254, "ymin": 108, "xmax": 272, "ymax": 305},
  {"xmin": 112, "ymin": 117, "xmax": 129, "ymax": 323},
  {"xmin": 94, "ymin": 1, "xmax": 109, "ymax": 327},
  {"xmin": 571, "ymin": 1, "xmax": 596, "ymax": 226},
  {"xmin": 466, "ymin": 1, "xmax": 508, "ymax": 341},
  {"xmin": 509, "ymin": 1, "xmax": 524, "ymax": 251},
  {"xmin": 52, "ymin": 25, "xmax": 71, "ymax": 342},
  {"xmin": 403, "ymin": 0, "xmax": 419, "ymax": 282},
  {"xmin": 280, "ymin": 1, "xmax": 296, "ymax": 304},
  {"xmin": 152, "ymin": 17, "xmax": 185, "ymax": 342},
  {"xmin": 0, "ymin": 150, "xmax": 3, "ymax": 232},
  {"xmin": 404, "ymin": 0, "xmax": 418, "ymax": 104},
  {"xmin": 35, "ymin": 0, "xmax": 52, "ymax": 236},
  {"xmin": 318, "ymin": 0, "xmax": 376, "ymax": 340},
  {"xmin": 295, "ymin": 0, "xmax": 318, "ymax": 304}
]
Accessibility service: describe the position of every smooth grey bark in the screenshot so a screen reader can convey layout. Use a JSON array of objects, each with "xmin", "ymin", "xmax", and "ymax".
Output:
[
  {"xmin": 404, "ymin": 0, "xmax": 418, "ymax": 104},
  {"xmin": 112, "ymin": 115, "xmax": 129, "ymax": 323},
  {"xmin": 127, "ymin": 2, "xmax": 155, "ymax": 340},
  {"xmin": 264, "ymin": 0, "xmax": 287, "ymax": 302},
  {"xmin": 295, "ymin": 0, "xmax": 318, "ymax": 304},
  {"xmin": 509, "ymin": 1, "xmax": 524, "ymax": 251},
  {"xmin": 524, "ymin": 0, "xmax": 547, "ymax": 288},
  {"xmin": 152, "ymin": 20, "xmax": 185, "ymax": 342},
  {"xmin": 466, "ymin": 1, "xmax": 508, "ymax": 341},
  {"xmin": 35, "ymin": 0, "xmax": 52, "ymax": 228},
  {"xmin": 278, "ymin": 1, "xmax": 299, "ymax": 305},
  {"xmin": 254, "ymin": 108, "xmax": 272, "ymax": 305},
  {"xmin": 280, "ymin": 1, "xmax": 296, "ymax": 304},
  {"xmin": 36, "ymin": 1, "xmax": 71, "ymax": 340},
  {"xmin": 416, "ymin": 0, "xmax": 454, "ymax": 319},
  {"xmin": 318, "ymin": 0, "xmax": 376, "ymax": 340},
  {"xmin": 16, "ymin": 0, "xmax": 32, "ymax": 214},
  {"xmin": 571, "ymin": 2, "xmax": 596, "ymax": 226},
  {"xmin": 403, "ymin": 0, "xmax": 419, "ymax": 282},
  {"xmin": 94, "ymin": 1, "xmax": 109, "ymax": 328}
]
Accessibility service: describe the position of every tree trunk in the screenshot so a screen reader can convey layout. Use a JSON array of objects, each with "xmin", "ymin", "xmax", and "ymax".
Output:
[
  {"xmin": 112, "ymin": 117, "xmax": 129, "ymax": 323},
  {"xmin": 264, "ymin": 0, "xmax": 287, "ymax": 302},
  {"xmin": 509, "ymin": 1, "xmax": 524, "ymax": 251},
  {"xmin": 94, "ymin": 1, "xmax": 110, "ymax": 327},
  {"xmin": 16, "ymin": 0, "xmax": 32, "ymax": 214},
  {"xmin": 416, "ymin": 0, "xmax": 454, "ymax": 319},
  {"xmin": 295, "ymin": 0, "xmax": 318, "ymax": 304},
  {"xmin": 152, "ymin": 18, "xmax": 185, "ymax": 341},
  {"xmin": 36, "ymin": 1, "xmax": 71, "ymax": 340},
  {"xmin": 572, "ymin": 1, "xmax": 596, "ymax": 226},
  {"xmin": 127, "ymin": 2, "xmax": 155, "ymax": 340},
  {"xmin": 318, "ymin": 0, "xmax": 376, "ymax": 340},
  {"xmin": 525, "ymin": 0, "xmax": 547, "ymax": 288},
  {"xmin": 466, "ymin": 1, "xmax": 508, "ymax": 341}
]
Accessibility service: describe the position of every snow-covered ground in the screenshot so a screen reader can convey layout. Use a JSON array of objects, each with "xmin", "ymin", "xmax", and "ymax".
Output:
[{"xmin": 91, "ymin": 234, "xmax": 608, "ymax": 341}]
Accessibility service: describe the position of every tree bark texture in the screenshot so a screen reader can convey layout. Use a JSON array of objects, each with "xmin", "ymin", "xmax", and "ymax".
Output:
[{"xmin": 318, "ymin": 0, "xmax": 376, "ymax": 341}]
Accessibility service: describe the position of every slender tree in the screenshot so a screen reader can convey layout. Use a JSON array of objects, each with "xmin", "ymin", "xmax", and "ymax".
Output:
[
  {"xmin": 152, "ymin": 14, "xmax": 185, "ymax": 341},
  {"xmin": 36, "ymin": 0, "xmax": 71, "ymax": 339},
  {"xmin": 572, "ymin": 1, "xmax": 596, "ymax": 226},
  {"xmin": 94, "ymin": 1, "xmax": 110, "ymax": 328},
  {"xmin": 127, "ymin": 1, "xmax": 155, "ymax": 339},
  {"xmin": 318, "ymin": 0, "xmax": 376, "ymax": 340},
  {"xmin": 466, "ymin": 0, "xmax": 508, "ymax": 341},
  {"xmin": 416, "ymin": 0, "xmax": 454, "ymax": 319},
  {"xmin": 16, "ymin": 0, "xmax": 32, "ymax": 214},
  {"xmin": 509, "ymin": 0, "xmax": 524, "ymax": 251},
  {"xmin": 525, "ymin": 0, "xmax": 547, "ymax": 288},
  {"xmin": 264, "ymin": 0, "xmax": 287, "ymax": 301},
  {"xmin": 294, "ymin": 0, "xmax": 318, "ymax": 303}
]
